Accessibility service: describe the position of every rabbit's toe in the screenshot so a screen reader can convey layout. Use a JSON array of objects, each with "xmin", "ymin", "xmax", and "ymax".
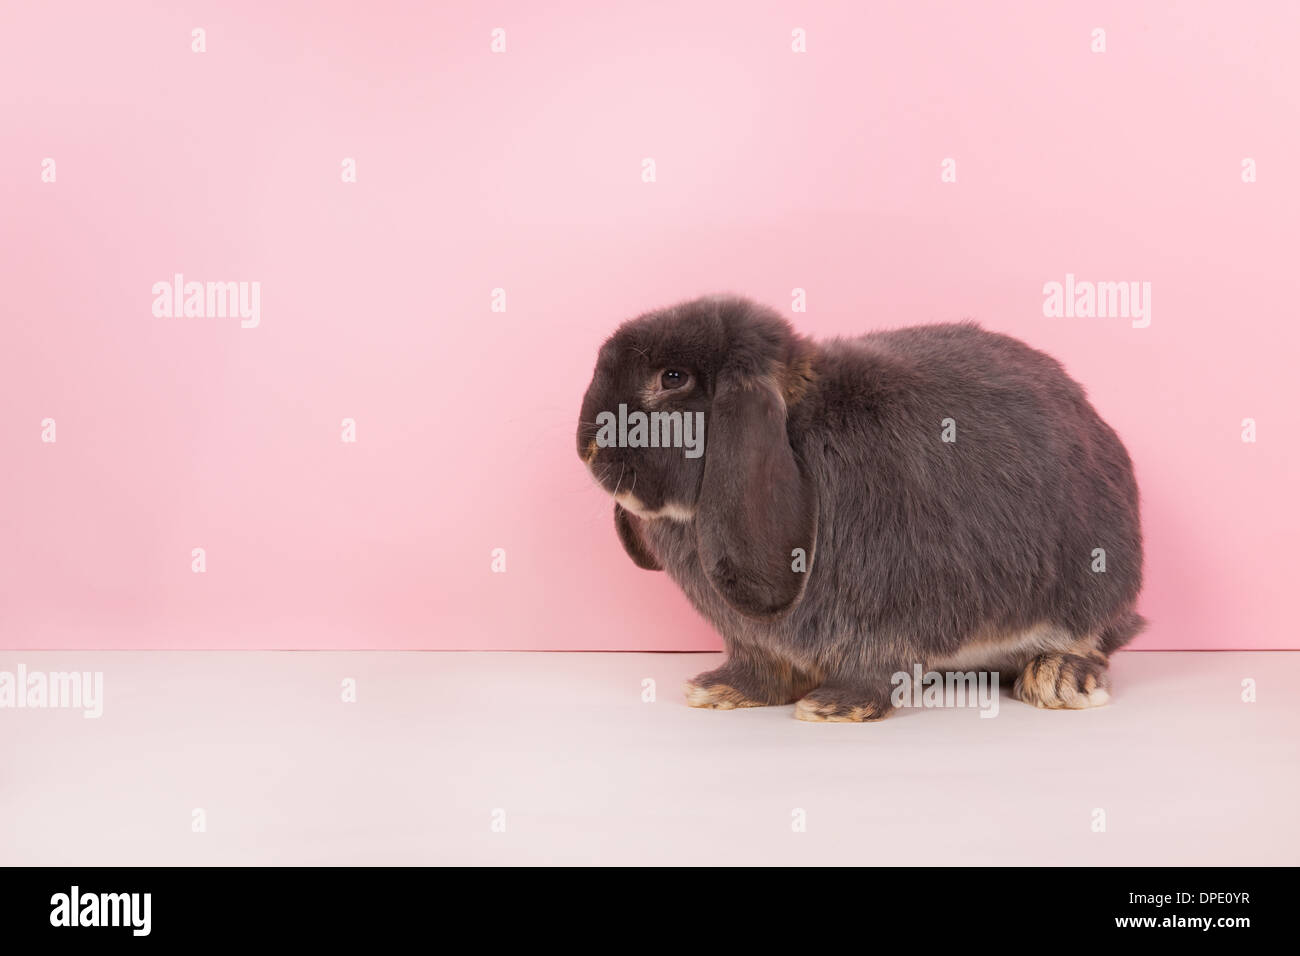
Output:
[{"xmin": 1013, "ymin": 652, "xmax": 1111, "ymax": 709}]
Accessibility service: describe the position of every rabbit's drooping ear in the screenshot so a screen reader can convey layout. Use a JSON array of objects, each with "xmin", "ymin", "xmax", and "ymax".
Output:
[
  {"xmin": 614, "ymin": 503, "xmax": 663, "ymax": 571},
  {"xmin": 696, "ymin": 373, "xmax": 816, "ymax": 617}
]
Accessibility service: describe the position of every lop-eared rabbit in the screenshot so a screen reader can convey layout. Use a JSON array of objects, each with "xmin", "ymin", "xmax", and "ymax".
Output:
[{"xmin": 577, "ymin": 297, "xmax": 1144, "ymax": 721}]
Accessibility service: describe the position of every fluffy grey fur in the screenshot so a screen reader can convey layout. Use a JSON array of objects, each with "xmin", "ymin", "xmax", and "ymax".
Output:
[{"xmin": 577, "ymin": 296, "xmax": 1145, "ymax": 720}]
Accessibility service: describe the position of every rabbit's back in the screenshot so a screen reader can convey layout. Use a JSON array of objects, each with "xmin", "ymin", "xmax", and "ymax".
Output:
[{"xmin": 779, "ymin": 322, "xmax": 1142, "ymax": 659}]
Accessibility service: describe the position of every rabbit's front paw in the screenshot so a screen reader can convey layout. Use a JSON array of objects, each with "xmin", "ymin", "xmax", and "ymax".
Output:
[
  {"xmin": 1013, "ymin": 652, "xmax": 1111, "ymax": 709},
  {"xmin": 794, "ymin": 686, "xmax": 894, "ymax": 722},
  {"xmin": 683, "ymin": 679, "xmax": 767, "ymax": 710}
]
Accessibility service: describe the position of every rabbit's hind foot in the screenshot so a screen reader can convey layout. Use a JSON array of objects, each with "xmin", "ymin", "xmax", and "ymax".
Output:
[{"xmin": 1012, "ymin": 651, "xmax": 1111, "ymax": 709}]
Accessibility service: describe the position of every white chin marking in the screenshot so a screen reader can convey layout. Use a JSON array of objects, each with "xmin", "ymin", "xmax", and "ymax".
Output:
[{"xmin": 615, "ymin": 493, "xmax": 694, "ymax": 522}]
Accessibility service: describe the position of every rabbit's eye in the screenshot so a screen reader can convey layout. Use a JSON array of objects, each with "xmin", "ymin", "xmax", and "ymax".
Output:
[{"xmin": 661, "ymin": 369, "xmax": 688, "ymax": 390}]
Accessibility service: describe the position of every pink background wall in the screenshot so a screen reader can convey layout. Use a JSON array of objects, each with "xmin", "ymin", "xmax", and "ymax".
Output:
[{"xmin": 2, "ymin": 1, "xmax": 1296, "ymax": 650}]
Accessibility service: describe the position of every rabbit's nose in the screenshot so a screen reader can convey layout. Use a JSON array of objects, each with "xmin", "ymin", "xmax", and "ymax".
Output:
[{"xmin": 583, "ymin": 438, "xmax": 599, "ymax": 464}]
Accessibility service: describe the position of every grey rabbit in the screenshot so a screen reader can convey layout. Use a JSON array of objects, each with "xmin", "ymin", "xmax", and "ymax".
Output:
[{"xmin": 576, "ymin": 295, "xmax": 1144, "ymax": 720}]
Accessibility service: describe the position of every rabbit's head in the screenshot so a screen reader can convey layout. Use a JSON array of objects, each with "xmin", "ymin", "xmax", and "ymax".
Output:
[{"xmin": 576, "ymin": 296, "xmax": 818, "ymax": 617}]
